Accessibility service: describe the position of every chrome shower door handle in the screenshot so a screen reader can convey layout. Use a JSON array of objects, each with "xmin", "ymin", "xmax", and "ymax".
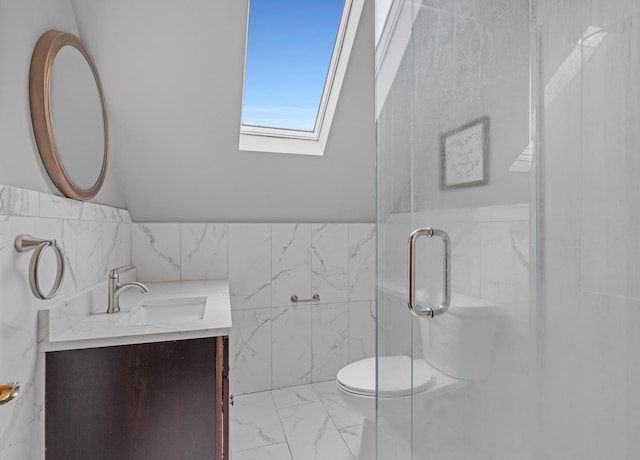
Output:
[{"xmin": 408, "ymin": 227, "xmax": 451, "ymax": 318}]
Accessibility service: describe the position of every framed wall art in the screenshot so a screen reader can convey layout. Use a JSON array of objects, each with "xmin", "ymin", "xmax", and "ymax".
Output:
[{"xmin": 441, "ymin": 117, "xmax": 489, "ymax": 188}]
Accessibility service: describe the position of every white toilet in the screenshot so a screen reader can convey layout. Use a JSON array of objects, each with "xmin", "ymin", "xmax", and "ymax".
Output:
[{"xmin": 336, "ymin": 290, "xmax": 498, "ymax": 460}]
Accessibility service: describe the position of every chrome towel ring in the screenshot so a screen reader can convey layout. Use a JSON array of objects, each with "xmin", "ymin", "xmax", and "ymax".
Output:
[{"xmin": 15, "ymin": 234, "xmax": 65, "ymax": 300}]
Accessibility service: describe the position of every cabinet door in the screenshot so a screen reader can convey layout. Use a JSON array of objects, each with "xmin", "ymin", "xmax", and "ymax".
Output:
[
  {"xmin": 46, "ymin": 338, "xmax": 218, "ymax": 460},
  {"xmin": 216, "ymin": 336, "xmax": 229, "ymax": 460}
]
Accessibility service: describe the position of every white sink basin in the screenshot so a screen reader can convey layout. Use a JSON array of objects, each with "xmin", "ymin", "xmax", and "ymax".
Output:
[{"xmin": 126, "ymin": 296, "xmax": 207, "ymax": 325}]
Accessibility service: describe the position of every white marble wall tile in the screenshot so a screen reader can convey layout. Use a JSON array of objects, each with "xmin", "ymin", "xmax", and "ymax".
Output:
[
  {"xmin": 39, "ymin": 194, "xmax": 82, "ymax": 220},
  {"xmin": 591, "ymin": 0, "xmax": 639, "ymax": 29},
  {"xmin": 0, "ymin": 373, "xmax": 37, "ymax": 460},
  {"xmin": 103, "ymin": 222, "xmax": 121, "ymax": 274},
  {"xmin": 311, "ymin": 303, "xmax": 348, "ymax": 382},
  {"xmin": 60, "ymin": 220, "xmax": 81, "ymax": 295},
  {"xmin": 75, "ymin": 221, "xmax": 129, "ymax": 290},
  {"xmin": 540, "ymin": 0, "xmax": 584, "ymax": 252},
  {"xmin": 228, "ymin": 224, "xmax": 271, "ymax": 310},
  {"xmin": 447, "ymin": 223, "xmax": 484, "ymax": 299},
  {"xmin": 180, "ymin": 223, "xmax": 227, "ymax": 281},
  {"xmin": 348, "ymin": 300, "xmax": 376, "ymax": 363},
  {"xmin": 232, "ymin": 443, "xmax": 293, "ymax": 460},
  {"xmin": 115, "ymin": 208, "xmax": 131, "ymax": 224},
  {"xmin": 581, "ymin": 14, "xmax": 640, "ymax": 300},
  {"xmin": 480, "ymin": 221, "xmax": 529, "ymax": 304},
  {"xmin": 279, "ymin": 402, "xmax": 353, "ymax": 460},
  {"xmin": 229, "ymin": 392, "xmax": 286, "ymax": 453},
  {"xmin": 0, "ymin": 186, "xmax": 39, "ymax": 217},
  {"xmin": 271, "ymin": 224, "xmax": 311, "ymax": 307},
  {"xmin": 75, "ymin": 221, "xmax": 105, "ymax": 289},
  {"xmin": 533, "ymin": 0, "xmax": 587, "ymax": 28},
  {"xmin": 271, "ymin": 306, "xmax": 312, "ymax": 388},
  {"xmin": 117, "ymin": 223, "xmax": 132, "ymax": 269},
  {"xmin": 542, "ymin": 291, "xmax": 631, "ymax": 459},
  {"xmin": 230, "ymin": 309, "xmax": 272, "ymax": 395},
  {"xmin": 271, "ymin": 384, "xmax": 319, "ymax": 409},
  {"xmin": 348, "ymin": 224, "xmax": 376, "ymax": 302},
  {"xmin": 79, "ymin": 202, "xmax": 114, "ymax": 222},
  {"xmin": 0, "ymin": 217, "xmax": 40, "ymax": 460},
  {"xmin": 422, "ymin": 0, "xmax": 529, "ymax": 31},
  {"xmin": 132, "ymin": 223, "xmax": 181, "ymax": 282},
  {"xmin": 312, "ymin": 224, "xmax": 349, "ymax": 304}
]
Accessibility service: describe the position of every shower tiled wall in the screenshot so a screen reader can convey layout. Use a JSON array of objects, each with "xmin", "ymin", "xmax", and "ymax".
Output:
[
  {"xmin": 0, "ymin": 185, "xmax": 132, "ymax": 460},
  {"xmin": 536, "ymin": 1, "xmax": 640, "ymax": 457},
  {"xmin": 132, "ymin": 222, "xmax": 376, "ymax": 394}
]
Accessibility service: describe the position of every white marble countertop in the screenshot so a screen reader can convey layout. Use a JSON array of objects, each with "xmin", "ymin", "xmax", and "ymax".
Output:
[{"xmin": 38, "ymin": 280, "xmax": 232, "ymax": 352}]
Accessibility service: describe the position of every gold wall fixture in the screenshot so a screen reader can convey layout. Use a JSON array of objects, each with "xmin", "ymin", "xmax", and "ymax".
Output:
[{"xmin": 0, "ymin": 383, "xmax": 19, "ymax": 406}]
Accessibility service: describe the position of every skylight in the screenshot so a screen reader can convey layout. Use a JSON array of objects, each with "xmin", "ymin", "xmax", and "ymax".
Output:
[
  {"xmin": 242, "ymin": 0, "xmax": 345, "ymax": 132},
  {"xmin": 239, "ymin": 0, "xmax": 364, "ymax": 155}
]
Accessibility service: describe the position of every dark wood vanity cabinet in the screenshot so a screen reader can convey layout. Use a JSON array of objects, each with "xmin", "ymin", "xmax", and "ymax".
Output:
[{"xmin": 45, "ymin": 337, "xmax": 229, "ymax": 460}]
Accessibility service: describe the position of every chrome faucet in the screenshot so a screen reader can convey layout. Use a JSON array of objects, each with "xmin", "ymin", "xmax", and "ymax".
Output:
[{"xmin": 107, "ymin": 266, "xmax": 149, "ymax": 314}]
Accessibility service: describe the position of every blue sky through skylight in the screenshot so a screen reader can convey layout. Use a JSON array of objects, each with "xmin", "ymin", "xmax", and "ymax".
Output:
[{"xmin": 242, "ymin": 0, "xmax": 345, "ymax": 132}]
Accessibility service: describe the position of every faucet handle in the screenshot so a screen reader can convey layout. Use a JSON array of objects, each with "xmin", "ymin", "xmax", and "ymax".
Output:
[{"xmin": 109, "ymin": 265, "xmax": 134, "ymax": 279}]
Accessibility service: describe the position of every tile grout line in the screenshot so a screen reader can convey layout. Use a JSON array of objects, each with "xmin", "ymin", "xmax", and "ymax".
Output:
[
  {"xmin": 311, "ymin": 380, "xmax": 355, "ymax": 441},
  {"xmin": 229, "ymin": 392, "xmax": 286, "ymax": 455},
  {"xmin": 270, "ymin": 389, "xmax": 297, "ymax": 460},
  {"xmin": 276, "ymin": 384, "xmax": 354, "ymax": 460}
]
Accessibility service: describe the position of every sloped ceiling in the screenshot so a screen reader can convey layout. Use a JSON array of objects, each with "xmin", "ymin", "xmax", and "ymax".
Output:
[{"xmin": 71, "ymin": 0, "xmax": 375, "ymax": 222}]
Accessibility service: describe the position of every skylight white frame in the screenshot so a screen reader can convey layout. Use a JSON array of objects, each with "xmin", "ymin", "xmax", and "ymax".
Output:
[{"xmin": 239, "ymin": 0, "xmax": 365, "ymax": 156}]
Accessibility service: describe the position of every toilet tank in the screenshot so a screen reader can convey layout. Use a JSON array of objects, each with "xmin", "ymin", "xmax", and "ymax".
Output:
[{"xmin": 419, "ymin": 292, "xmax": 498, "ymax": 380}]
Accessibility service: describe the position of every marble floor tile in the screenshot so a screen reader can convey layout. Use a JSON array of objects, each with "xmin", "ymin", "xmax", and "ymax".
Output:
[
  {"xmin": 232, "ymin": 442, "xmax": 293, "ymax": 460},
  {"xmin": 229, "ymin": 384, "xmax": 362, "ymax": 459},
  {"xmin": 339, "ymin": 424, "xmax": 363, "ymax": 459},
  {"xmin": 230, "ymin": 392, "xmax": 286, "ymax": 452},
  {"xmin": 312, "ymin": 381, "xmax": 363, "ymax": 429},
  {"xmin": 272, "ymin": 384, "xmax": 319, "ymax": 409},
  {"xmin": 279, "ymin": 402, "xmax": 354, "ymax": 460}
]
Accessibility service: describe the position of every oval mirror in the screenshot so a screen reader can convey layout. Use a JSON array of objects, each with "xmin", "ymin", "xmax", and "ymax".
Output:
[{"xmin": 29, "ymin": 30, "xmax": 108, "ymax": 200}]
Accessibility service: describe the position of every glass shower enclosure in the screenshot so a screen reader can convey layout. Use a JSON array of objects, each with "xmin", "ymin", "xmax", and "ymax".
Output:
[{"xmin": 376, "ymin": 0, "xmax": 640, "ymax": 458}]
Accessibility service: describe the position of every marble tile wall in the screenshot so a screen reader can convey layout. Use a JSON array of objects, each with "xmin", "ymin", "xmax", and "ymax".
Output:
[
  {"xmin": 379, "ymin": 204, "xmax": 530, "ymax": 361},
  {"xmin": 132, "ymin": 222, "xmax": 376, "ymax": 394},
  {"xmin": 537, "ymin": 1, "xmax": 640, "ymax": 457},
  {"xmin": 0, "ymin": 185, "xmax": 131, "ymax": 460}
]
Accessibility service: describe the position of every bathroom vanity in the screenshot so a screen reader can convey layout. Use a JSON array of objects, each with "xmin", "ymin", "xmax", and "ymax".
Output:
[{"xmin": 38, "ymin": 280, "xmax": 232, "ymax": 460}]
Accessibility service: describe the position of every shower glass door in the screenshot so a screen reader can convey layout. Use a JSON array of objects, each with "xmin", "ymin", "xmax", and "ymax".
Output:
[{"xmin": 376, "ymin": 0, "xmax": 536, "ymax": 458}]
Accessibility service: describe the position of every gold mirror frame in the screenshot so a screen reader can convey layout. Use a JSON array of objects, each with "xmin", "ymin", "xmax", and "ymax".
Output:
[{"xmin": 29, "ymin": 30, "xmax": 109, "ymax": 201}]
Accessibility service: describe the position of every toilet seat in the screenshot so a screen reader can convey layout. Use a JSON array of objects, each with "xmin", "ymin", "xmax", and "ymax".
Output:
[{"xmin": 336, "ymin": 356, "xmax": 437, "ymax": 398}]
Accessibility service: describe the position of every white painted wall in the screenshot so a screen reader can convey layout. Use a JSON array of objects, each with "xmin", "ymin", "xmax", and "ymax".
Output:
[
  {"xmin": 0, "ymin": 0, "xmax": 126, "ymax": 208},
  {"xmin": 71, "ymin": 0, "xmax": 376, "ymax": 222}
]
